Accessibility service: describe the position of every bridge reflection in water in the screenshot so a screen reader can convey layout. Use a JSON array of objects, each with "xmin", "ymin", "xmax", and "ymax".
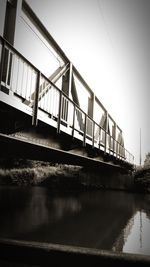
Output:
[{"xmin": 0, "ymin": 186, "xmax": 150, "ymax": 256}]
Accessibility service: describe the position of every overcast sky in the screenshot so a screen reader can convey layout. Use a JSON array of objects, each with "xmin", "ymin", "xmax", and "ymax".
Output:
[{"xmin": 27, "ymin": 0, "xmax": 150, "ymax": 165}]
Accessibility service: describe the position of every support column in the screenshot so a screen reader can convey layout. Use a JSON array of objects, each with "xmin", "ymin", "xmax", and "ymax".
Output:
[
  {"xmin": 14, "ymin": 0, "xmax": 23, "ymax": 47},
  {"xmin": 62, "ymin": 62, "xmax": 72, "ymax": 97},
  {"xmin": 3, "ymin": 0, "xmax": 22, "ymax": 46},
  {"xmin": 61, "ymin": 62, "xmax": 72, "ymax": 125},
  {"xmin": 0, "ymin": 0, "xmax": 7, "ymax": 37},
  {"xmin": 87, "ymin": 92, "xmax": 95, "ymax": 119}
]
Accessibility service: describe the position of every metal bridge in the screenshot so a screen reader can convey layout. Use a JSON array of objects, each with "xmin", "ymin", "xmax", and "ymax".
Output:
[{"xmin": 0, "ymin": 0, "xmax": 134, "ymax": 170}]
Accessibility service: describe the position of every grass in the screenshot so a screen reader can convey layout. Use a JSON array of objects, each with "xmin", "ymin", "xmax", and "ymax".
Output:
[{"xmin": 0, "ymin": 159, "xmax": 84, "ymax": 190}]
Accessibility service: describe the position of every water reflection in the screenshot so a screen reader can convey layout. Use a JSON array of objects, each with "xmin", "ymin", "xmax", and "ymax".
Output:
[
  {"xmin": 112, "ymin": 196, "xmax": 150, "ymax": 255},
  {"xmin": 0, "ymin": 186, "xmax": 150, "ymax": 255},
  {"xmin": 123, "ymin": 211, "xmax": 150, "ymax": 255},
  {"xmin": 52, "ymin": 198, "xmax": 81, "ymax": 220}
]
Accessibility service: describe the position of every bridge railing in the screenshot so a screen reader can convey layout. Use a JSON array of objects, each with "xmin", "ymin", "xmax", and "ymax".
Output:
[
  {"xmin": 0, "ymin": 39, "xmax": 37, "ymax": 105},
  {"xmin": 0, "ymin": 36, "xmax": 134, "ymax": 165}
]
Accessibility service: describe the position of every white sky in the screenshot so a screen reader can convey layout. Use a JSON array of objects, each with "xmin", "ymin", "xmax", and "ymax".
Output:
[{"xmin": 27, "ymin": 0, "xmax": 150, "ymax": 165}]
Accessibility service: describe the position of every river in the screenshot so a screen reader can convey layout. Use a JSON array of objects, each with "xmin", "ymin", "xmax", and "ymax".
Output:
[{"xmin": 0, "ymin": 186, "xmax": 150, "ymax": 256}]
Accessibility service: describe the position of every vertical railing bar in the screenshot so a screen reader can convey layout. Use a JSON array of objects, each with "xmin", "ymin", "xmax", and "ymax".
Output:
[
  {"xmin": 118, "ymin": 142, "xmax": 120, "ymax": 159},
  {"xmin": 45, "ymin": 81, "xmax": 49, "ymax": 112},
  {"xmin": 65, "ymin": 97, "xmax": 66, "ymax": 121},
  {"xmin": 32, "ymin": 71, "xmax": 40, "ymax": 126},
  {"xmin": 92, "ymin": 121, "xmax": 95, "ymax": 148},
  {"xmin": 86, "ymin": 117, "xmax": 88, "ymax": 135},
  {"xmin": 109, "ymin": 135, "xmax": 111, "ymax": 155},
  {"xmin": 43, "ymin": 81, "xmax": 46, "ymax": 111},
  {"xmin": 51, "ymin": 88, "xmax": 53, "ymax": 116},
  {"xmin": 46, "ymin": 83, "xmax": 49, "ymax": 112},
  {"xmin": 57, "ymin": 91, "xmax": 62, "ymax": 133},
  {"xmin": 45, "ymin": 86, "xmax": 48, "ymax": 112},
  {"xmin": 7, "ymin": 51, "xmax": 13, "ymax": 89},
  {"xmin": 54, "ymin": 87, "xmax": 56, "ymax": 117},
  {"xmin": 72, "ymin": 104, "xmax": 76, "ymax": 138},
  {"xmin": 0, "ymin": 39, "xmax": 6, "ymax": 90},
  {"xmin": 68, "ymin": 101, "xmax": 70, "ymax": 125},
  {"xmin": 113, "ymin": 135, "xmax": 115, "ymax": 157},
  {"xmin": 70, "ymin": 102, "xmax": 73, "ymax": 126},
  {"xmin": 99, "ymin": 127, "xmax": 101, "ymax": 150},
  {"xmin": 104, "ymin": 130, "xmax": 107, "ymax": 154},
  {"xmin": 83, "ymin": 114, "xmax": 87, "ymax": 146},
  {"xmin": 29, "ymin": 67, "xmax": 33, "ymax": 102},
  {"xmin": 39, "ymin": 78, "xmax": 42, "ymax": 109},
  {"xmin": 66, "ymin": 99, "xmax": 68, "ymax": 123},
  {"xmin": 116, "ymin": 141, "xmax": 118, "ymax": 159},
  {"xmin": 38, "ymin": 77, "xmax": 41, "ymax": 109},
  {"xmin": 66, "ymin": 99, "xmax": 68, "ymax": 122},
  {"xmin": 113, "ymin": 139, "xmax": 116, "ymax": 157},
  {"xmin": 61, "ymin": 95, "xmax": 63, "ymax": 120},
  {"xmin": 51, "ymin": 87, "xmax": 54, "ymax": 116},
  {"xmin": 48, "ymin": 85, "xmax": 51, "ymax": 114},
  {"xmin": 63, "ymin": 96, "xmax": 65, "ymax": 120},
  {"xmin": 15, "ymin": 56, "xmax": 20, "ymax": 94},
  {"xmin": 10, "ymin": 52, "xmax": 15, "ymax": 92},
  {"xmin": 20, "ymin": 60, "xmax": 25, "ymax": 97},
  {"xmin": 50, "ymin": 87, "xmax": 53, "ymax": 116},
  {"xmin": 5, "ymin": 48, "xmax": 10, "ymax": 88},
  {"xmin": 25, "ymin": 63, "xmax": 29, "ymax": 100},
  {"xmin": 50, "ymin": 87, "xmax": 53, "ymax": 115},
  {"xmin": 63, "ymin": 96, "xmax": 65, "ymax": 121},
  {"xmin": 66, "ymin": 98, "xmax": 68, "ymax": 122}
]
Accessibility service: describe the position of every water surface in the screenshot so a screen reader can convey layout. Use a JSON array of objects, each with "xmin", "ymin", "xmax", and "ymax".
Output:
[{"xmin": 0, "ymin": 186, "xmax": 150, "ymax": 255}]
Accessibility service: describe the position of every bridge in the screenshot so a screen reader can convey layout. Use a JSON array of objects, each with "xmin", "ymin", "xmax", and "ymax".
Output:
[{"xmin": 0, "ymin": 0, "xmax": 134, "ymax": 170}]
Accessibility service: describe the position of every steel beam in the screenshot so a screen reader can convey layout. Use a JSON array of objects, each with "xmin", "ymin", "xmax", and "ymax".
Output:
[
  {"xmin": 0, "ymin": 133, "xmax": 133, "ymax": 170},
  {"xmin": 22, "ymin": 0, "xmax": 69, "ymax": 64}
]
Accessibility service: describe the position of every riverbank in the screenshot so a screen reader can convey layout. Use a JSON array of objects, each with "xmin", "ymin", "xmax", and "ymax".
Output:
[
  {"xmin": 134, "ymin": 166, "xmax": 150, "ymax": 193},
  {"xmin": 0, "ymin": 159, "xmax": 84, "ymax": 190},
  {"xmin": 0, "ymin": 158, "xmax": 135, "ymax": 192}
]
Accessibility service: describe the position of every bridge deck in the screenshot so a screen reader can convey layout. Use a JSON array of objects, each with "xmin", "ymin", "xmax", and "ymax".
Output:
[{"xmin": 0, "ymin": 133, "xmax": 133, "ymax": 171}]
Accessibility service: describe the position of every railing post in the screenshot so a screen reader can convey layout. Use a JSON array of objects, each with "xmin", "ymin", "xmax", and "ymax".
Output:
[
  {"xmin": 116, "ymin": 141, "xmax": 119, "ymax": 159},
  {"xmin": 99, "ymin": 127, "xmax": 101, "ymax": 149},
  {"xmin": 57, "ymin": 90, "xmax": 62, "ymax": 133},
  {"xmin": 104, "ymin": 131, "xmax": 107, "ymax": 154},
  {"xmin": 104, "ymin": 112, "xmax": 108, "ymax": 154},
  {"xmin": 113, "ymin": 123, "xmax": 116, "ymax": 156},
  {"xmin": 32, "ymin": 71, "xmax": 40, "ymax": 126},
  {"xmin": 92, "ymin": 121, "xmax": 95, "ymax": 148},
  {"xmin": 72, "ymin": 104, "xmax": 76, "ymax": 138},
  {"xmin": 83, "ymin": 114, "xmax": 87, "ymax": 146},
  {"xmin": 119, "ymin": 143, "xmax": 121, "ymax": 159},
  {"xmin": 0, "ymin": 39, "xmax": 5, "ymax": 90},
  {"xmin": 109, "ymin": 135, "xmax": 111, "ymax": 155}
]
